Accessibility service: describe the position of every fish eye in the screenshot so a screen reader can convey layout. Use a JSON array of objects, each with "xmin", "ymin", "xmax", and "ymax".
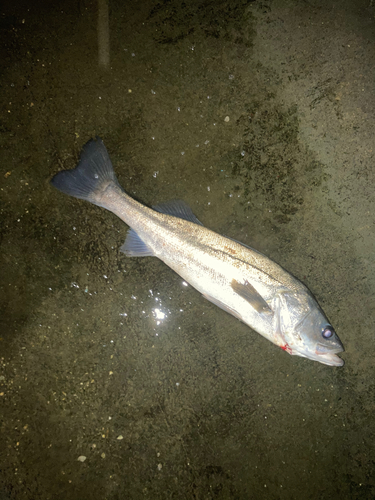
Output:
[{"xmin": 322, "ymin": 326, "xmax": 334, "ymax": 339}]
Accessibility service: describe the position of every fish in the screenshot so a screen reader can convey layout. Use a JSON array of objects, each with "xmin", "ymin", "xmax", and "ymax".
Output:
[{"xmin": 51, "ymin": 137, "xmax": 344, "ymax": 367}]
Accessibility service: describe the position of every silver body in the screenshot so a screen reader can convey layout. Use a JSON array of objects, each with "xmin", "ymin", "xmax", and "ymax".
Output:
[
  {"xmin": 96, "ymin": 183, "xmax": 343, "ymax": 366},
  {"xmin": 51, "ymin": 138, "xmax": 344, "ymax": 366}
]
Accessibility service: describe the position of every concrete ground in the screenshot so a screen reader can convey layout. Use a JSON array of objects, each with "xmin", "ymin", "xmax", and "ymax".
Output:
[{"xmin": 1, "ymin": 0, "xmax": 374, "ymax": 498}]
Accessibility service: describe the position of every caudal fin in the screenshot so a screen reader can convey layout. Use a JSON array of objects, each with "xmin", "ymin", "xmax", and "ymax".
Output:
[{"xmin": 50, "ymin": 137, "xmax": 120, "ymax": 206}]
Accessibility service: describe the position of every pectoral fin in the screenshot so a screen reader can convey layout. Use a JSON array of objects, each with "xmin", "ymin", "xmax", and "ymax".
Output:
[{"xmin": 231, "ymin": 279, "xmax": 273, "ymax": 314}]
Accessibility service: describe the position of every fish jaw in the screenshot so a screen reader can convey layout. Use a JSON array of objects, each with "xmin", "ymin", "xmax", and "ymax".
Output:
[
  {"xmin": 277, "ymin": 332, "xmax": 345, "ymax": 366},
  {"xmin": 290, "ymin": 347, "xmax": 345, "ymax": 366},
  {"xmin": 313, "ymin": 351, "xmax": 345, "ymax": 367},
  {"xmin": 277, "ymin": 337, "xmax": 344, "ymax": 366}
]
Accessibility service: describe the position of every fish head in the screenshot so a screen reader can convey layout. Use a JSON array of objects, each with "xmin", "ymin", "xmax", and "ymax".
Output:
[{"xmin": 276, "ymin": 291, "xmax": 344, "ymax": 367}]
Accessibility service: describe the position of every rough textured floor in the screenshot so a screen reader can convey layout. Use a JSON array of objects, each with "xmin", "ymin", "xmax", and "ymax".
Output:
[{"xmin": 1, "ymin": 0, "xmax": 374, "ymax": 498}]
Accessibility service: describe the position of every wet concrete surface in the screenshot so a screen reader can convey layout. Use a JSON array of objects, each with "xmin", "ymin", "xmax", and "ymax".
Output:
[{"xmin": 1, "ymin": 0, "xmax": 375, "ymax": 498}]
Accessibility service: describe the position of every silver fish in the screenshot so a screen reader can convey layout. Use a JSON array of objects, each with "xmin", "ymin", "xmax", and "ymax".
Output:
[{"xmin": 51, "ymin": 138, "xmax": 344, "ymax": 367}]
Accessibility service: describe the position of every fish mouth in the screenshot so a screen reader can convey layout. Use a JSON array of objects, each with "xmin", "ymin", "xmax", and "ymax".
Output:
[
  {"xmin": 314, "ymin": 351, "xmax": 345, "ymax": 367},
  {"xmin": 294, "ymin": 344, "xmax": 345, "ymax": 367},
  {"xmin": 314, "ymin": 342, "xmax": 345, "ymax": 366}
]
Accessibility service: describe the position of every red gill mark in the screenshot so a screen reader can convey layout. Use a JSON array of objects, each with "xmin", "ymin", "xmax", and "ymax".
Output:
[{"xmin": 281, "ymin": 343, "xmax": 293, "ymax": 355}]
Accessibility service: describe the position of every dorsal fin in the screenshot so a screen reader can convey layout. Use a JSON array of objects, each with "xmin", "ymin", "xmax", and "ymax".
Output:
[{"xmin": 153, "ymin": 200, "xmax": 203, "ymax": 225}]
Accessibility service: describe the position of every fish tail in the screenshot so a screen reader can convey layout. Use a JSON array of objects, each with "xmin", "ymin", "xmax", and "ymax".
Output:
[{"xmin": 50, "ymin": 137, "xmax": 120, "ymax": 206}]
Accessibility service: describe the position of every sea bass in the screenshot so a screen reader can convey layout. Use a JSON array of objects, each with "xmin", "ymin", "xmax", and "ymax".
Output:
[{"xmin": 51, "ymin": 137, "xmax": 344, "ymax": 367}]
